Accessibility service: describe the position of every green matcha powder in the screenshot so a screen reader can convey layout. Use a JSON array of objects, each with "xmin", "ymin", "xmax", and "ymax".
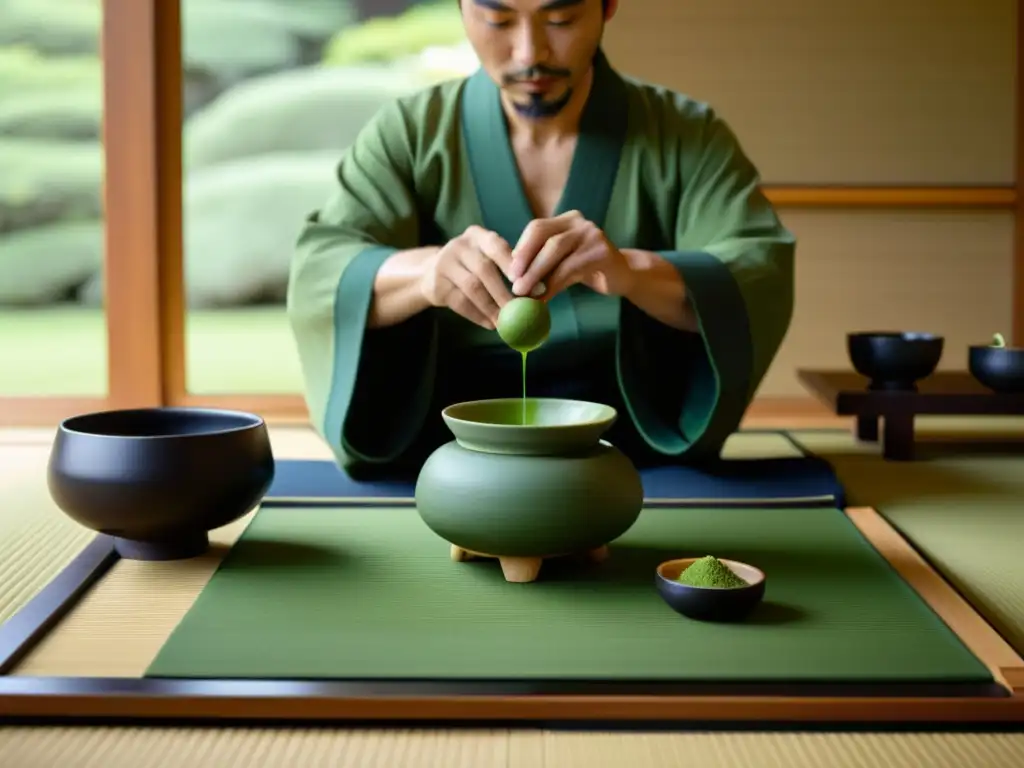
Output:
[{"xmin": 676, "ymin": 556, "xmax": 748, "ymax": 588}]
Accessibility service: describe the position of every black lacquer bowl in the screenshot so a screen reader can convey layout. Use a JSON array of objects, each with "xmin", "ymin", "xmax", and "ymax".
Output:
[
  {"xmin": 969, "ymin": 344, "xmax": 1024, "ymax": 393},
  {"xmin": 48, "ymin": 407, "xmax": 275, "ymax": 560},
  {"xmin": 847, "ymin": 331, "xmax": 944, "ymax": 391}
]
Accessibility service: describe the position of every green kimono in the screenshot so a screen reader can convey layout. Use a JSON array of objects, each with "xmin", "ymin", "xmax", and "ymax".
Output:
[{"xmin": 287, "ymin": 51, "xmax": 795, "ymax": 472}]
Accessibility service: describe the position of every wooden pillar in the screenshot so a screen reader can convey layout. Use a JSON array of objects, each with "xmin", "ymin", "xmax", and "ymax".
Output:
[{"xmin": 101, "ymin": 0, "xmax": 184, "ymax": 409}]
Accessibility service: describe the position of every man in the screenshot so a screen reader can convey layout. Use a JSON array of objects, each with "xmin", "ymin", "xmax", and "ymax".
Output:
[{"xmin": 287, "ymin": 0, "xmax": 796, "ymax": 473}]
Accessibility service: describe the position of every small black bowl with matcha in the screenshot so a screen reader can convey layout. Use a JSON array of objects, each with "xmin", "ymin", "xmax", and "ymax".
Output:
[
  {"xmin": 969, "ymin": 332, "xmax": 1024, "ymax": 393},
  {"xmin": 655, "ymin": 555, "xmax": 765, "ymax": 622}
]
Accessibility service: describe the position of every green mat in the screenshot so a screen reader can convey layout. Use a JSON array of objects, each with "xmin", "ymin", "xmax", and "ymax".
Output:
[
  {"xmin": 146, "ymin": 506, "xmax": 991, "ymax": 685},
  {"xmin": 788, "ymin": 430, "xmax": 1024, "ymax": 656}
]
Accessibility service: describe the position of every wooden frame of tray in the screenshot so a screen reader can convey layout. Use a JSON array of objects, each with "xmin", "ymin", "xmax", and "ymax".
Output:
[
  {"xmin": 797, "ymin": 370, "xmax": 1024, "ymax": 460},
  {"xmin": 0, "ymin": 507, "xmax": 1022, "ymax": 727}
]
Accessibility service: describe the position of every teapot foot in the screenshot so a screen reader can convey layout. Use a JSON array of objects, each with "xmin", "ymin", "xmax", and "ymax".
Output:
[
  {"xmin": 450, "ymin": 544, "xmax": 477, "ymax": 562},
  {"xmin": 449, "ymin": 544, "xmax": 608, "ymax": 583},
  {"xmin": 497, "ymin": 555, "xmax": 544, "ymax": 583}
]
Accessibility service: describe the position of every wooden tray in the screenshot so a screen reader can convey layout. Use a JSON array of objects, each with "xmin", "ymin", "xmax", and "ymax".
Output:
[
  {"xmin": 797, "ymin": 370, "xmax": 1024, "ymax": 460},
  {"xmin": 1, "ymin": 506, "xmax": 1022, "ymax": 727}
]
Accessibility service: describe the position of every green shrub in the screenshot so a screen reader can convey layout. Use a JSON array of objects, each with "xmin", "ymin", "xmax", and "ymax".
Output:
[
  {"xmin": 184, "ymin": 2, "xmax": 304, "ymax": 78},
  {"xmin": 81, "ymin": 150, "xmax": 344, "ymax": 308},
  {"xmin": 184, "ymin": 64, "xmax": 418, "ymax": 168},
  {"xmin": 0, "ymin": 47, "xmax": 101, "ymax": 105},
  {"xmin": 323, "ymin": 1, "xmax": 465, "ymax": 66},
  {"xmin": 0, "ymin": 0, "xmax": 100, "ymax": 57},
  {"xmin": 77, "ymin": 269, "xmax": 103, "ymax": 307},
  {"xmin": 0, "ymin": 86, "xmax": 101, "ymax": 141},
  {"xmin": 184, "ymin": 150, "xmax": 345, "ymax": 307},
  {"xmin": 0, "ymin": 0, "xmax": 353, "ymax": 62},
  {"xmin": 244, "ymin": 0, "xmax": 356, "ymax": 41},
  {"xmin": 0, "ymin": 138, "xmax": 103, "ymax": 233},
  {"xmin": 183, "ymin": 0, "xmax": 355, "ymax": 79},
  {"xmin": 0, "ymin": 220, "xmax": 103, "ymax": 305}
]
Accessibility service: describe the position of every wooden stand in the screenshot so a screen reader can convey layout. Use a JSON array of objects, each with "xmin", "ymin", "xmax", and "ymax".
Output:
[
  {"xmin": 450, "ymin": 544, "xmax": 609, "ymax": 583},
  {"xmin": 797, "ymin": 370, "xmax": 1024, "ymax": 460}
]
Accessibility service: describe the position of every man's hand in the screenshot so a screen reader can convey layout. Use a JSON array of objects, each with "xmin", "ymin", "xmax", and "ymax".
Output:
[
  {"xmin": 509, "ymin": 210, "xmax": 635, "ymax": 300},
  {"xmin": 419, "ymin": 225, "xmax": 515, "ymax": 329}
]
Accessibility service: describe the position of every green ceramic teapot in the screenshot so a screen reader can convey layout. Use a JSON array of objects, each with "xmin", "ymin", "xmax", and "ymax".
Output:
[{"xmin": 414, "ymin": 398, "xmax": 644, "ymax": 582}]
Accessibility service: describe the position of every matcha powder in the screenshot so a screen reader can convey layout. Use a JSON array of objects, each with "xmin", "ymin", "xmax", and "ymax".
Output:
[{"xmin": 676, "ymin": 556, "xmax": 748, "ymax": 588}]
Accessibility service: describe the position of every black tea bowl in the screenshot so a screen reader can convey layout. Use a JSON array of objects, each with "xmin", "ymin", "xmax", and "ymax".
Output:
[
  {"xmin": 969, "ymin": 344, "xmax": 1024, "ymax": 393},
  {"xmin": 847, "ymin": 331, "xmax": 944, "ymax": 391},
  {"xmin": 48, "ymin": 407, "xmax": 275, "ymax": 561},
  {"xmin": 655, "ymin": 558, "xmax": 766, "ymax": 622}
]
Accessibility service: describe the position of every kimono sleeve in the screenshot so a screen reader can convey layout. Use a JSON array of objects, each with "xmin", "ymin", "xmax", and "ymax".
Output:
[
  {"xmin": 286, "ymin": 101, "xmax": 437, "ymax": 469},
  {"xmin": 617, "ymin": 109, "xmax": 796, "ymax": 460}
]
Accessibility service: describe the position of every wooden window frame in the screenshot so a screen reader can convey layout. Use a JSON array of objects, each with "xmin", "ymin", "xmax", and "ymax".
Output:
[{"xmin": 0, "ymin": 0, "xmax": 1020, "ymax": 429}]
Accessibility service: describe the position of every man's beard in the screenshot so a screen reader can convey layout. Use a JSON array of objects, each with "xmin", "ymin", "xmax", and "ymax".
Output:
[
  {"xmin": 502, "ymin": 64, "xmax": 574, "ymax": 118},
  {"xmin": 512, "ymin": 88, "xmax": 574, "ymax": 118}
]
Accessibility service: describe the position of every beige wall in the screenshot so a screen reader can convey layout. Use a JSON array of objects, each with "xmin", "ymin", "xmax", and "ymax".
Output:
[{"xmin": 604, "ymin": 0, "xmax": 1016, "ymax": 397}]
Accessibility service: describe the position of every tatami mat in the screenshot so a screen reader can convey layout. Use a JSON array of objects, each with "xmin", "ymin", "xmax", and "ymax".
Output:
[
  {"xmin": 12, "ymin": 513, "xmax": 253, "ymax": 677},
  {"xmin": 540, "ymin": 732, "xmax": 1024, "ymax": 768},
  {"xmin": 3, "ymin": 728, "xmax": 1024, "ymax": 768},
  {"xmin": 789, "ymin": 429, "xmax": 1024, "ymax": 655},
  {"xmin": 0, "ymin": 444, "xmax": 96, "ymax": 626},
  {"xmin": 905, "ymin": 416, "xmax": 1024, "ymax": 437},
  {"xmin": 717, "ymin": 430, "xmax": 803, "ymax": 458},
  {"xmin": 0, "ymin": 727, "xmax": 533, "ymax": 768}
]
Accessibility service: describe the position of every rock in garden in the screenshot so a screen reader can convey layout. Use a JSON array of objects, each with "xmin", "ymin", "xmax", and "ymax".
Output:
[
  {"xmin": 0, "ymin": 138, "xmax": 103, "ymax": 234},
  {"xmin": 77, "ymin": 150, "xmax": 345, "ymax": 309},
  {"xmin": 0, "ymin": 87, "xmax": 102, "ymax": 141},
  {"xmin": 184, "ymin": 64, "xmax": 419, "ymax": 169},
  {"xmin": 0, "ymin": 220, "xmax": 103, "ymax": 305}
]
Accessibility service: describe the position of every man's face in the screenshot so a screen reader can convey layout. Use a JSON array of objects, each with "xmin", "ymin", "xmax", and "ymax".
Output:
[{"xmin": 461, "ymin": 0, "xmax": 611, "ymax": 119}]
